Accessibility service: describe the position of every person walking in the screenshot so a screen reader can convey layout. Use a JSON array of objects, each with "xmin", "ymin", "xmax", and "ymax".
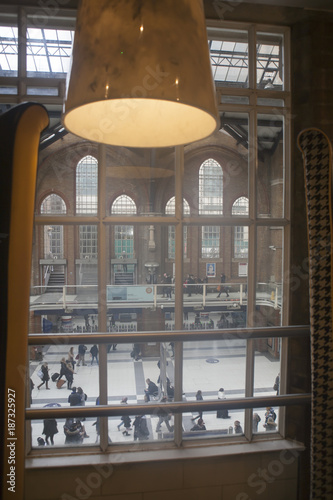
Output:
[
  {"xmin": 67, "ymin": 346, "xmax": 75, "ymax": 369},
  {"xmin": 191, "ymin": 390, "xmax": 203, "ymax": 422},
  {"xmin": 156, "ymin": 396, "xmax": 174, "ymax": 433},
  {"xmin": 90, "ymin": 344, "xmax": 99, "ymax": 365},
  {"xmin": 64, "ymin": 360, "xmax": 75, "ymax": 390},
  {"xmin": 217, "ymin": 273, "xmax": 229, "ymax": 298},
  {"xmin": 42, "ymin": 418, "xmax": 58, "ymax": 445},
  {"xmin": 187, "ymin": 274, "xmax": 195, "ymax": 297},
  {"xmin": 37, "ymin": 362, "xmax": 50, "ymax": 390},
  {"xmin": 77, "ymin": 344, "xmax": 87, "ymax": 366},
  {"xmin": 117, "ymin": 397, "xmax": 128, "ymax": 431},
  {"xmin": 133, "ymin": 415, "xmax": 149, "ymax": 441}
]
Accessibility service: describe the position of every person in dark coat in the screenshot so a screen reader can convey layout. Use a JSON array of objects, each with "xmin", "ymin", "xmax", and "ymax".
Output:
[
  {"xmin": 120, "ymin": 415, "xmax": 132, "ymax": 436},
  {"xmin": 217, "ymin": 273, "xmax": 229, "ymax": 298},
  {"xmin": 90, "ymin": 344, "xmax": 99, "ymax": 365},
  {"xmin": 42, "ymin": 418, "xmax": 58, "ymax": 445},
  {"xmin": 64, "ymin": 360, "xmax": 75, "ymax": 390},
  {"xmin": 133, "ymin": 415, "xmax": 149, "ymax": 441},
  {"xmin": 68, "ymin": 387, "xmax": 81, "ymax": 406},
  {"xmin": 144, "ymin": 378, "xmax": 159, "ymax": 398},
  {"xmin": 64, "ymin": 418, "xmax": 85, "ymax": 444},
  {"xmin": 57, "ymin": 357, "xmax": 75, "ymax": 389},
  {"xmin": 216, "ymin": 388, "xmax": 230, "ymax": 419},
  {"xmin": 191, "ymin": 390, "xmax": 203, "ymax": 421},
  {"xmin": 117, "ymin": 397, "xmax": 128, "ymax": 431},
  {"xmin": 77, "ymin": 386, "xmax": 88, "ymax": 406},
  {"xmin": 37, "ymin": 363, "xmax": 50, "ymax": 390}
]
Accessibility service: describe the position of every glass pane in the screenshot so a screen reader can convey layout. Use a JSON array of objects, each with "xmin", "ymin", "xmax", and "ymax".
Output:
[
  {"xmin": 0, "ymin": 26, "xmax": 18, "ymax": 77},
  {"xmin": 27, "ymin": 86, "xmax": 58, "ymax": 96},
  {"xmin": 208, "ymin": 28, "xmax": 249, "ymax": 88},
  {"xmin": 255, "ymin": 227, "xmax": 283, "ymax": 325},
  {"xmin": 29, "ymin": 340, "xmax": 100, "ymax": 448},
  {"xmin": 221, "ymin": 95, "xmax": 249, "ymax": 105},
  {"xmin": 257, "ymin": 113, "xmax": 284, "ymax": 219},
  {"xmin": 254, "ymin": 337, "xmax": 281, "ymax": 396},
  {"xmin": 257, "ymin": 97, "xmax": 284, "ymax": 107},
  {"xmin": 26, "ymin": 27, "xmax": 73, "ymax": 78},
  {"xmin": 184, "ymin": 225, "xmax": 248, "ymax": 317},
  {"xmin": 108, "ymin": 342, "xmax": 174, "ymax": 443},
  {"xmin": 31, "ymin": 416, "xmax": 98, "ymax": 449},
  {"xmin": 256, "ymin": 32, "xmax": 284, "ymax": 90},
  {"xmin": 183, "ymin": 338, "xmax": 246, "ymax": 440},
  {"xmin": 106, "ymin": 146, "xmax": 175, "ymax": 218},
  {"xmin": 0, "ymin": 86, "xmax": 17, "ymax": 94},
  {"xmin": 76, "ymin": 155, "xmax": 98, "ymax": 215}
]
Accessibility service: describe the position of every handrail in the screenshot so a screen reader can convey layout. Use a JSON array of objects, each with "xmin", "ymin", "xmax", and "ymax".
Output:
[
  {"xmin": 28, "ymin": 325, "xmax": 310, "ymax": 345},
  {"xmin": 26, "ymin": 394, "xmax": 311, "ymax": 420}
]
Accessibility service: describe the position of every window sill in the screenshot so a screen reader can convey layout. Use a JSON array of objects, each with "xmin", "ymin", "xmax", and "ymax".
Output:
[{"xmin": 26, "ymin": 438, "xmax": 305, "ymax": 469}]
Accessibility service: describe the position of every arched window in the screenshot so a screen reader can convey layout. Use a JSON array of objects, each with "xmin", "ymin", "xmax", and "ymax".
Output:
[
  {"xmin": 40, "ymin": 194, "xmax": 66, "ymax": 258},
  {"xmin": 76, "ymin": 155, "xmax": 98, "ymax": 214},
  {"xmin": 111, "ymin": 195, "xmax": 137, "ymax": 258},
  {"xmin": 199, "ymin": 158, "xmax": 223, "ymax": 214},
  {"xmin": 232, "ymin": 197, "xmax": 249, "ymax": 258},
  {"xmin": 76, "ymin": 156, "xmax": 98, "ymax": 259},
  {"xmin": 165, "ymin": 197, "xmax": 190, "ymax": 259},
  {"xmin": 199, "ymin": 159, "xmax": 223, "ymax": 258}
]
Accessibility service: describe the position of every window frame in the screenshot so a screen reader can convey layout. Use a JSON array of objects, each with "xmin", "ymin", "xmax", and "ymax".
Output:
[{"xmin": 26, "ymin": 20, "xmax": 295, "ymax": 458}]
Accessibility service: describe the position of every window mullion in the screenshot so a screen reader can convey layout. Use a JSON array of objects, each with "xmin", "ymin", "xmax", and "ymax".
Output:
[
  {"xmin": 97, "ymin": 144, "xmax": 108, "ymax": 451},
  {"xmin": 174, "ymin": 145, "xmax": 184, "ymax": 447}
]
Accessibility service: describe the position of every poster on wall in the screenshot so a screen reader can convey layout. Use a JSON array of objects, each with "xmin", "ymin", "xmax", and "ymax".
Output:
[
  {"xmin": 206, "ymin": 263, "xmax": 216, "ymax": 278},
  {"xmin": 239, "ymin": 262, "xmax": 248, "ymax": 276}
]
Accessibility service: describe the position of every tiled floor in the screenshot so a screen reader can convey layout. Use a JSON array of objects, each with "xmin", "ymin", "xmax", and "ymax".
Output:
[{"xmin": 30, "ymin": 326, "xmax": 280, "ymax": 448}]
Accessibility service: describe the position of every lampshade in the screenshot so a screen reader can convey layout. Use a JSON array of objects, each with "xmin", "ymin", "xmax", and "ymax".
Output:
[{"xmin": 62, "ymin": 0, "xmax": 218, "ymax": 148}]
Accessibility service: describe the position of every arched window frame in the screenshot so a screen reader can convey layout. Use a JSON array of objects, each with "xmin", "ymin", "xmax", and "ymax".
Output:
[
  {"xmin": 76, "ymin": 155, "xmax": 98, "ymax": 259},
  {"xmin": 165, "ymin": 197, "xmax": 190, "ymax": 259},
  {"xmin": 111, "ymin": 194, "xmax": 137, "ymax": 258},
  {"xmin": 199, "ymin": 158, "xmax": 223, "ymax": 258},
  {"xmin": 40, "ymin": 193, "xmax": 66, "ymax": 258},
  {"xmin": 232, "ymin": 196, "xmax": 249, "ymax": 259}
]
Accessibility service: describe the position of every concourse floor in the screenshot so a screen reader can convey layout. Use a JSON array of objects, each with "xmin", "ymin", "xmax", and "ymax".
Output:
[{"xmin": 30, "ymin": 326, "xmax": 280, "ymax": 448}]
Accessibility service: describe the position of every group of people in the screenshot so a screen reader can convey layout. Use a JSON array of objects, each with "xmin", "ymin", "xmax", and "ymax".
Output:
[
  {"xmin": 116, "ymin": 396, "xmax": 150, "ymax": 440},
  {"xmin": 36, "ymin": 344, "xmax": 100, "ymax": 395}
]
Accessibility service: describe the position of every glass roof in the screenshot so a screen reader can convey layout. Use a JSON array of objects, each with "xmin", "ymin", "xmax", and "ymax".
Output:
[
  {"xmin": 27, "ymin": 28, "xmax": 73, "ymax": 76},
  {"xmin": 0, "ymin": 26, "xmax": 73, "ymax": 77},
  {"xmin": 0, "ymin": 26, "xmax": 18, "ymax": 75},
  {"xmin": 0, "ymin": 25, "xmax": 283, "ymax": 88}
]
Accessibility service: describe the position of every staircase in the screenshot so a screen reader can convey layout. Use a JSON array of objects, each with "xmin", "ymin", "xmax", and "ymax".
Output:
[
  {"xmin": 46, "ymin": 270, "xmax": 65, "ymax": 292},
  {"xmin": 114, "ymin": 272, "xmax": 134, "ymax": 285},
  {"xmin": 80, "ymin": 264, "xmax": 98, "ymax": 286}
]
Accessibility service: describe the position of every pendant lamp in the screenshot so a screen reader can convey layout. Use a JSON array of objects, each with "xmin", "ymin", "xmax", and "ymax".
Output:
[{"xmin": 62, "ymin": 0, "xmax": 218, "ymax": 148}]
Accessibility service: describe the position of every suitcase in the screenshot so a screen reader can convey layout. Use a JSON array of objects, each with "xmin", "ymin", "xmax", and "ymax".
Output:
[
  {"xmin": 51, "ymin": 372, "xmax": 60, "ymax": 382},
  {"xmin": 56, "ymin": 379, "xmax": 66, "ymax": 389}
]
